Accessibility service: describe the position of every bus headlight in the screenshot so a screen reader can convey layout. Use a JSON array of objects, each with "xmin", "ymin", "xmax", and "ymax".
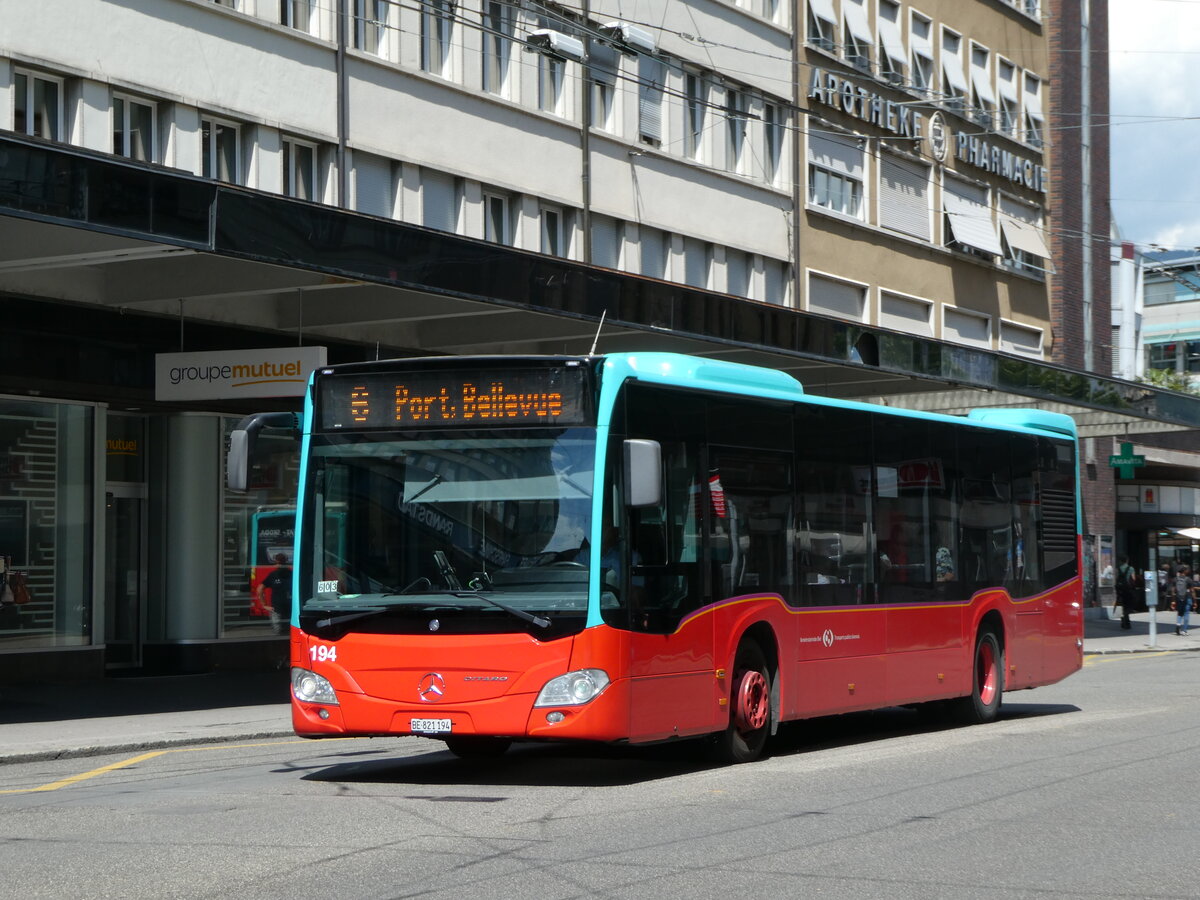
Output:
[
  {"xmin": 292, "ymin": 667, "xmax": 339, "ymax": 705},
  {"xmin": 534, "ymin": 669, "xmax": 610, "ymax": 707}
]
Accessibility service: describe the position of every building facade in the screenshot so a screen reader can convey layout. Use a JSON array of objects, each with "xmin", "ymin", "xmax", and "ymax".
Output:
[{"xmin": 0, "ymin": 0, "xmax": 1183, "ymax": 680}]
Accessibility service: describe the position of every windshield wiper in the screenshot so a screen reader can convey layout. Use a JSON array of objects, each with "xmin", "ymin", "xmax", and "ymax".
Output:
[
  {"xmin": 447, "ymin": 591, "xmax": 550, "ymax": 629},
  {"xmin": 311, "ymin": 607, "xmax": 387, "ymax": 630}
]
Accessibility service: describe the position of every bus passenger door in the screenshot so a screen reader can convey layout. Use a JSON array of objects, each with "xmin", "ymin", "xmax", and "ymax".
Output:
[{"xmin": 626, "ymin": 434, "xmax": 717, "ymax": 742}]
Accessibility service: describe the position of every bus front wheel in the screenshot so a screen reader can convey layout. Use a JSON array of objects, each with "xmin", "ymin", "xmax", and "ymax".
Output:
[{"xmin": 711, "ymin": 640, "xmax": 772, "ymax": 764}]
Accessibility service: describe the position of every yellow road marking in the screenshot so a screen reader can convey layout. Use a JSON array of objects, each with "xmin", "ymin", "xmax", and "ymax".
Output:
[
  {"xmin": 0, "ymin": 740, "xmax": 313, "ymax": 795},
  {"xmin": 1084, "ymin": 650, "xmax": 1173, "ymax": 666}
]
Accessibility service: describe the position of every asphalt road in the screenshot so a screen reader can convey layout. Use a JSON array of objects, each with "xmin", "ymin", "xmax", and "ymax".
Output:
[{"xmin": 3, "ymin": 652, "xmax": 1199, "ymax": 900}]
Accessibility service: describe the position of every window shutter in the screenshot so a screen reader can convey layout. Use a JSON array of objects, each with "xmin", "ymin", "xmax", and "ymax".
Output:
[
  {"xmin": 726, "ymin": 249, "xmax": 749, "ymax": 297},
  {"xmin": 640, "ymin": 226, "xmax": 666, "ymax": 278},
  {"xmin": 421, "ymin": 170, "xmax": 456, "ymax": 233},
  {"xmin": 880, "ymin": 155, "xmax": 930, "ymax": 240},
  {"xmin": 591, "ymin": 215, "xmax": 620, "ymax": 268},
  {"xmin": 354, "ymin": 152, "xmax": 394, "ymax": 219},
  {"xmin": 638, "ymin": 57, "xmax": 663, "ymax": 143},
  {"xmin": 808, "ymin": 132, "xmax": 863, "ymax": 179},
  {"xmin": 808, "ymin": 274, "xmax": 864, "ymax": 320}
]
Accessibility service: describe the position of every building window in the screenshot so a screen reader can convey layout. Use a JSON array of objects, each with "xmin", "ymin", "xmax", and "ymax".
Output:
[
  {"xmin": 944, "ymin": 307, "xmax": 991, "ymax": 348},
  {"xmin": 541, "ymin": 206, "xmax": 564, "ymax": 256},
  {"xmin": 640, "ymin": 226, "xmax": 668, "ymax": 279},
  {"xmin": 484, "ymin": 191, "xmax": 512, "ymax": 245},
  {"xmin": 808, "ymin": 131, "xmax": 864, "ymax": 220},
  {"xmin": 997, "ymin": 60, "xmax": 1019, "ymax": 137},
  {"xmin": 112, "ymin": 95, "xmax": 156, "ymax": 162},
  {"xmin": 1023, "ymin": 73, "xmax": 1044, "ymax": 148},
  {"xmin": 969, "ymin": 44, "xmax": 995, "ymax": 129},
  {"xmin": 764, "ymin": 102, "xmax": 784, "ymax": 185},
  {"xmin": 422, "ymin": 170, "xmax": 457, "ymax": 233},
  {"xmin": 591, "ymin": 214, "xmax": 623, "ymax": 268},
  {"xmin": 726, "ymin": 90, "xmax": 748, "ymax": 175},
  {"xmin": 879, "ymin": 153, "xmax": 930, "ymax": 240},
  {"xmin": 808, "ymin": 272, "xmax": 866, "ymax": 321},
  {"xmin": 0, "ymin": 401, "xmax": 94, "ymax": 650},
  {"xmin": 281, "ymin": 0, "xmax": 317, "ymax": 35},
  {"xmin": 842, "ymin": 0, "xmax": 872, "ymax": 72},
  {"xmin": 13, "ymin": 70, "xmax": 63, "ymax": 141},
  {"xmin": 422, "ymin": 0, "xmax": 454, "ymax": 78},
  {"xmin": 726, "ymin": 249, "xmax": 750, "ymax": 298},
  {"xmin": 943, "ymin": 176, "xmax": 1001, "ymax": 260},
  {"xmin": 482, "ymin": 0, "xmax": 513, "ymax": 96},
  {"xmin": 354, "ymin": 0, "xmax": 388, "ymax": 56},
  {"xmin": 638, "ymin": 57, "xmax": 664, "ymax": 147},
  {"xmin": 909, "ymin": 12, "xmax": 934, "ymax": 96},
  {"xmin": 877, "ymin": 0, "xmax": 906, "ymax": 86},
  {"xmin": 941, "ymin": 29, "xmax": 968, "ymax": 115},
  {"xmin": 1147, "ymin": 342, "xmax": 1177, "ymax": 372},
  {"xmin": 683, "ymin": 237, "xmax": 711, "ymax": 289},
  {"xmin": 283, "ymin": 138, "xmax": 317, "ymax": 201},
  {"xmin": 764, "ymin": 259, "xmax": 789, "ymax": 305},
  {"xmin": 588, "ymin": 44, "xmax": 619, "ymax": 132},
  {"xmin": 685, "ymin": 72, "xmax": 706, "ymax": 161},
  {"xmin": 880, "ymin": 291, "xmax": 933, "ymax": 336},
  {"xmin": 999, "ymin": 196, "xmax": 1050, "ymax": 275},
  {"xmin": 1000, "ymin": 321, "xmax": 1043, "ymax": 358},
  {"xmin": 539, "ymin": 54, "xmax": 565, "ymax": 115},
  {"xmin": 807, "ymin": 0, "xmax": 837, "ymax": 53},
  {"xmin": 201, "ymin": 117, "xmax": 240, "ymax": 183}
]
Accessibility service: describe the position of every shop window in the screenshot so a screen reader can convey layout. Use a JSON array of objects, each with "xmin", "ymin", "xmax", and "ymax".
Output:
[{"xmin": 0, "ymin": 400, "xmax": 94, "ymax": 646}]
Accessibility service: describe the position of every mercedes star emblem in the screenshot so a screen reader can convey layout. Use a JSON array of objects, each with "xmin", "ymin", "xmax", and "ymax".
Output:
[{"xmin": 418, "ymin": 673, "xmax": 446, "ymax": 702}]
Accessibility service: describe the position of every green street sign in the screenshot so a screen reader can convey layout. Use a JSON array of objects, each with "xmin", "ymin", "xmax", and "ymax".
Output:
[{"xmin": 1108, "ymin": 441, "xmax": 1145, "ymax": 479}]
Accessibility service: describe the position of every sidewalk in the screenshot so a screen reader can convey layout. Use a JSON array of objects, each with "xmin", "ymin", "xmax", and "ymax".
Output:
[
  {"xmin": 0, "ymin": 670, "xmax": 294, "ymax": 765},
  {"xmin": 1, "ymin": 610, "xmax": 1197, "ymax": 765}
]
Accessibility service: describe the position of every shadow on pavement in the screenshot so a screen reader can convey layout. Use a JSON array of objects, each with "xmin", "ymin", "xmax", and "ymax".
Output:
[{"xmin": 298, "ymin": 702, "xmax": 1081, "ymax": 789}]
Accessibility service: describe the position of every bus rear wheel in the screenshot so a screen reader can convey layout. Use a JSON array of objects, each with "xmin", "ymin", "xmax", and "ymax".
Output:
[
  {"xmin": 443, "ymin": 736, "xmax": 512, "ymax": 758},
  {"xmin": 950, "ymin": 628, "xmax": 1004, "ymax": 724},
  {"xmin": 711, "ymin": 640, "xmax": 772, "ymax": 764}
]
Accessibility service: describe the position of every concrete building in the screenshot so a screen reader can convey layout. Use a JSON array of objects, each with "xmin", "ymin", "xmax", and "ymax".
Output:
[{"xmin": 0, "ymin": 0, "xmax": 1194, "ymax": 680}]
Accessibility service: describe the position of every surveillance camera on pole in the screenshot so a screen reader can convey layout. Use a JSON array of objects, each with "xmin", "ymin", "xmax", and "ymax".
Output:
[{"xmin": 526, "ymin": 29, "xmax": 586, "ymax": 63}]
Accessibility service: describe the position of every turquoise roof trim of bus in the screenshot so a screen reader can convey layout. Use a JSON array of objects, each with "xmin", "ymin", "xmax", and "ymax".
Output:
[
  {"xmin": 599, "ymin": 352, "xmax": 806, "ymax": 409},
  {"xmin": 966, "ymin": 408, "xmax": 1078, "ymax": 438}
]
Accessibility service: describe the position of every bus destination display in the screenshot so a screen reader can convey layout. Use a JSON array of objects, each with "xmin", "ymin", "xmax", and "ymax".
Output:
[{"xmin": 318, "ymin": 367, "xmax": 589, "ymax": 430}]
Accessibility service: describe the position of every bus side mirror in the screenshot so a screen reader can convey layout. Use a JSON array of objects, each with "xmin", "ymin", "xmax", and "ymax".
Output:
[
  {"xmin": 624, "ymin": 439, "xmax": 662, "ymax": 508},
  {"xmin": 227, "ymin": 412, "xmax": 301, "ymax": 492}
]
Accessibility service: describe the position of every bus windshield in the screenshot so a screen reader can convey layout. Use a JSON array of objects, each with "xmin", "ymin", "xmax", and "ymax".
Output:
[{"xmin": 299, "ymin": 428, "xmax": 597, "ymax": 635}]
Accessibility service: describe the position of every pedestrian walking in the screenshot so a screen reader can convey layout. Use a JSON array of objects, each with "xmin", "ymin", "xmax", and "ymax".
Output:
[
  {"xmin": 1174, "ymin": 565, "xmax": 1192, "ymax": 636},
  {"xmin": 1116, "ymin": 555, "xmax": 1135, "ymax": 630}
]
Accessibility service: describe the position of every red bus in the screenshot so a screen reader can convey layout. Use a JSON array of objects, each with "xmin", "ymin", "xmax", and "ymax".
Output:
[{"xmin": 228, "ymin": 352, "xmax": 1082, "ymax": 763}]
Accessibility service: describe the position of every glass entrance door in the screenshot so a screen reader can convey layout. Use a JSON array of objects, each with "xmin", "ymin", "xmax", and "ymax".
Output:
[
  {"xmin": 105, "ymin": 413, "xmax": 148, "ymax": 670},
  {"xmin": 105, "ymin": 487, "xmax": 146, "ymax": 668}
]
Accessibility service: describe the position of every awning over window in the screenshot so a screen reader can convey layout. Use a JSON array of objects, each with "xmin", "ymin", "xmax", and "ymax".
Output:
[
  {"xmin": 1000, "ymin": 215, "xmax": 1049, "ymax": 258},
  {"xmin": 877, "ymin": 14, "xmax": 906, "ymax": 69},
  {"xmin": 843, "ymin": 1, "xmax": 874, "ymax": 46},
  {"xmin": 944, "ymin": 192, "xmax": 1002, "ymax": 256},
  {"xmin": 808, "ymin": 0, "xmax": 836, "ymax": 26}
]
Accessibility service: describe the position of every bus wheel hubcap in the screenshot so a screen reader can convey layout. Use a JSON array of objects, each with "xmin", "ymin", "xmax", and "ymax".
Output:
[
  {"xmin": 734, "ymin": 669, "xmax": 769, "ymax": 732},
  {"xmin": 978, "ymin": 642, "xmax": 997, "ymax": 706}
]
